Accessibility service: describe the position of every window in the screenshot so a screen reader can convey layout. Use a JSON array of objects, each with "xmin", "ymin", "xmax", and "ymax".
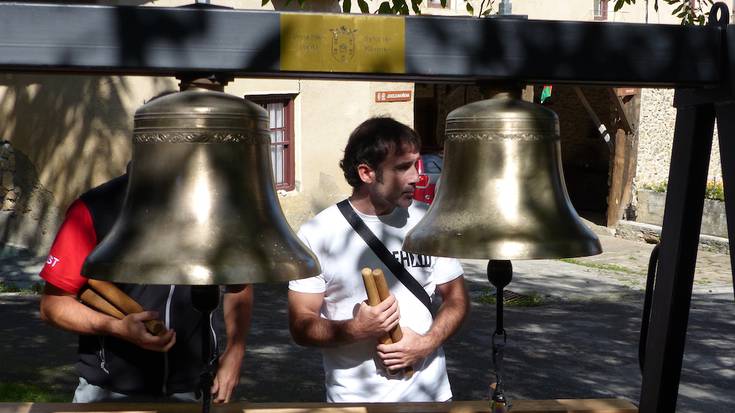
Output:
[
  {"xmin": 247, "ymin": 95, "xmax": 296, "ymax": 191},
  {"xmin": 427, "ymin": 0, "xmax": 449, "ymax": 9},
  {"xmin": 593, "ymin": 0, "xmax": 609, "ymax": 20}
]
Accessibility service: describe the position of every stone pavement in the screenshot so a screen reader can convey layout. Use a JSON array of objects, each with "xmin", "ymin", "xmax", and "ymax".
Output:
[{"xmin": 0, "ymin": 232, "xmax": 733, "ymax": 412}]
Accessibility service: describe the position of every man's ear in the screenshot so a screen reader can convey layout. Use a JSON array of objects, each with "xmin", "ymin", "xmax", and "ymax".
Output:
[{"xmin": 357, "ymin": 163, "xmax": 376, "ymax": 184}]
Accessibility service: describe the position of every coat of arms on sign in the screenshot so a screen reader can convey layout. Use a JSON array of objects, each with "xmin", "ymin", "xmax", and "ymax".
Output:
[{"xmin": 330, "ymin": 26, "xmax": 358, "ymax": 63}]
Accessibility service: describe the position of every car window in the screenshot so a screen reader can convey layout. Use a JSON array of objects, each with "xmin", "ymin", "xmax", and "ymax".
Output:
[{"xmin": 421, "ymin": 154, "xmax": 443, "ymax": 174}]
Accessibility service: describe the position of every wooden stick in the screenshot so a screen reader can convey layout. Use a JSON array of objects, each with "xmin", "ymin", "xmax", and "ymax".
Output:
[
  {"xmin": 372, "ymin": 269, "xmax": 404, "ymax": 343},
  {"xmin": 372, "ymin": 268, "xmax": 414, "ymax": 378},
  {"xmin": 79, "ymin": 287, "xmax": 125, "ymax": 320},
  {"xmin": 361, "ymin": 268, "xmax": 392, "ymax": 346},
  {"xmin": 86, "ymin": 279, "xmax": 166, "ymax": 336}
]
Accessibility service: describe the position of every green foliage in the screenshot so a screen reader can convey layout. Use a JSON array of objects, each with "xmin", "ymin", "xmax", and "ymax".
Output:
[
  {"xmin": 474, "ymin": 0, "xmax": 497, "ymax": 17},
  {"xmin": 0, "ymin": 383, "xmax": 67, "ymax": 402},
  {"xmin": 0, "ymin": 281, "xmax": 21, "ymax": 293},
  {"xmin": 0, "ymin": 281, "xmax": 43, "ymax": 294},
  {"xmin": 262, "ymin": 0, "xmax": 715, "ymax": 19},
  {"xmin": 560, "ymin": 258, "xmax": 643, "ymax": 275},
  {"xmin": 614, "ymin": 0, "xmax": 714, "ymax": 25},
  {"xmin": 613, "ymin": 0, "xmax": 635, "ymax": 12},
  {"xmin": 642, "ymin": 180, "xmax": 668, "ymax": 193},
  {"xmin": 705, "ymin": 179, "xmax": 725, "ymax": 201},
  {"xmin": 261, "ymin": 0, "xmax": 493, "ymax": 16},
  {"xmin": 642, "ymin": 179, "xmax": 725, "ymax": 201}
]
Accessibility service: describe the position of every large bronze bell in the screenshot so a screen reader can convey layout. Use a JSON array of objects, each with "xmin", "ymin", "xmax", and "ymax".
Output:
[
  {"xmin": 82, "ymin": 87, "xmax": 320, "ymax": 285},
  {"xmin": 404, "ymin": 87, "xmax": 602, "ymax": 260}
]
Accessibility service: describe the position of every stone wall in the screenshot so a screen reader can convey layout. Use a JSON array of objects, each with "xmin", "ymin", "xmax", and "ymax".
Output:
[
  {"xmin": 0, "ymin": 140, "xmax": 60, "ymax": 254},
  {"xmin": 637, "ymin": 189, "xmax": 728, "ymax": 238},
  {"xmin": 637, "ymin": 88, "xmax": 722, "ymax": 188},
  {"xmin": 1, "ymin": 141, "xmax": 18, "ymax": 212}
]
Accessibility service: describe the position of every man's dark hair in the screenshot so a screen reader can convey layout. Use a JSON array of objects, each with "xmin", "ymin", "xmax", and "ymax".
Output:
[{"xmin": 339, "ymin": 117, "xmax": 421, "ymax": 189}]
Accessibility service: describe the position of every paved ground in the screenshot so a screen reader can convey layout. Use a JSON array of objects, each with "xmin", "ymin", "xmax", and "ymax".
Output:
[{"xmin": 1, "ymin": 233, "xmax": 733, "ymax": 412}]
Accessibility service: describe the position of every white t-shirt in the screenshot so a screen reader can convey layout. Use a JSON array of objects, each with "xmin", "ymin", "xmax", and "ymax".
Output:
[{"xmin": 289, "ymin": 201, "xmax": 464, "ymax": 402}]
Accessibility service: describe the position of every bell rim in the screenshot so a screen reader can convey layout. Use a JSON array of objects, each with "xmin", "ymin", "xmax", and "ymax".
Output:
[
  {"xmin": 403, "ymin": 235, "xmax": 603, "ymax": 261},
  {"xmin": 82, "ymin": 261, "xmax": 321, "ymax": 285}
]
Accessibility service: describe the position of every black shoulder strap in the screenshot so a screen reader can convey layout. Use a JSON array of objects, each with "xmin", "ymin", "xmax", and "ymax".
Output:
[{"xmin": 336, "ymin": 199, "xmax": 433, "ymax": 315}]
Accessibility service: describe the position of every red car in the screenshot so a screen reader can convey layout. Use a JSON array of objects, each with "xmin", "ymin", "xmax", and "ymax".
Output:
[{"xmin": 414, "ymin": 153, "xmax": 443, "ymax": 205}]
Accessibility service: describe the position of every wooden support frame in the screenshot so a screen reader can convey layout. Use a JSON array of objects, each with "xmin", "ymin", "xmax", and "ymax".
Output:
[
  {"xmin": 0, "ymin": 3, "xmax": 725, "ymax": 85},
  {"xmin": 0, "ymin": 399, "xmax": 639, "ymax": 413}
]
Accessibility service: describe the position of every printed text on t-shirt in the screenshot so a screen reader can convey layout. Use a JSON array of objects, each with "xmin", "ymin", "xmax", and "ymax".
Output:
[
  {"xmin": 46, "ymin": 255, "xmax": 60, "ymax": 267},
  {"xmin": 392, "ymin": 251, "xmax": 432, "ymax": 268}
]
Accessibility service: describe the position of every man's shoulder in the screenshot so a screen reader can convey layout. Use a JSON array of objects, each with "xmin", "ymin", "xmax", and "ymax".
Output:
[
  {"xmin": 406, "ymin": 201, "xmax": 430, "ymax": 223},
  {"xmin": 79, "ymin": 174, "xmax": 128, "ymax": 203},
  {"xmin": 299, "ymin": 203, "xmax": 347, "ymax": 235}
]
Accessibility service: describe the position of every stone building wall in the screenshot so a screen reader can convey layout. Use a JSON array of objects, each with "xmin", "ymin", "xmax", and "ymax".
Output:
[
  {"xmin": 1, "ymin": 142, "xmax": 17, "ymax": 212},
  {"xmin": 0, "ymin": 140, "xmax": 60, "ymax": 253},
  {"xmin": 636, "ymin": 88, "xmax": 723, "ymax": 189}
]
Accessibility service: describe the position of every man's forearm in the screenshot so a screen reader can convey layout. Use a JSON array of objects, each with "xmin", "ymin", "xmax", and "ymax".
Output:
[
  {"xmin": 40, "ymin": 291, "xmax": 119, "ymax": 336},
  {"xmin": 222, "ymin": 285, "xmax": 253, "ymax": 353},
  {"xmin": 424, "ymin": 278, "xmax": 470, "ymax": 351},
  {"xmin": 290, "ymin": 316, "xmax": 365, "ymax": 347}
]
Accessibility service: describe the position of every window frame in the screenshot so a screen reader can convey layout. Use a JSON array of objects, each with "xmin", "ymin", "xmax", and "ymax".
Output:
[
  {"xmin": 427, "ymin": 0, "xmax": 450, "ymax": 9},
  {"xmin": 246, "ymin": 93, "xmax": 297, "ymax": 191},
  {"xmin": 593, "ymin": 0, "xmax": 609, "ymax": 20}
]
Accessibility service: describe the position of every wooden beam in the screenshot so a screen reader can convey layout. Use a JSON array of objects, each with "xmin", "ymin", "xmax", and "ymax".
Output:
[{"xmin": 0, "ymin": 400, "xmax": 638, "ymax": 413}]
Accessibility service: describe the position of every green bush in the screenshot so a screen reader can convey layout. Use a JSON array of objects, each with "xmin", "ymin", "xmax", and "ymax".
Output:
[
  {"xmin": 705, "ymin": 180, "xmax": 725, "ymax": 201},
  {"xmin": 642, "ymin": 179, "xmax": 725, "ymax": 201},
  {"xmin": 0, "ymin": 383, "xmax": 67, "ymax": 402},
  {"xmin": 0, "ymin": 281, "xmax": 43, "ymax": 294},
  {"xmin": 642, "ymin": 181, "xmax": 668, "ymax": 193},
  {"xmin": 0, "ymin": 281, "xmax": 21, "ymax": 293}
]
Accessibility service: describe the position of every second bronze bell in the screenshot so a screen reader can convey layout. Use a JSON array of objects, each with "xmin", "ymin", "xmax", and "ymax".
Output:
[
  {"xmin": 404, "ymin": 87, "xmax": 602, "ymax": 260},
  {"xmin": 83, "ymin": 88, "xmax": 320, "ymax": 285}
]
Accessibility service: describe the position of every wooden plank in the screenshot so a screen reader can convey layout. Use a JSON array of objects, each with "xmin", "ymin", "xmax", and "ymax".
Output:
[
  {"xmin": 607, "ymin": 129, "xmax": 629, "ymax": 227},
  {"xmin": 0, "ymin": 400, "xmax": 637, "ymax": 413},
  {"xmin": 606, "ymin": 88, "xmax": 640, "ymax": 227},
  {"xmin": 0, "ymin": 3, "xmax": 723, "ymax": 85}
]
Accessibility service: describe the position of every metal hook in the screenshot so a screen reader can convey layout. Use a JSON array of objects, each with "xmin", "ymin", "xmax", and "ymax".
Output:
[{"xmin": 708, "ymin": 2, "xmax": 729, "ymax": 27}]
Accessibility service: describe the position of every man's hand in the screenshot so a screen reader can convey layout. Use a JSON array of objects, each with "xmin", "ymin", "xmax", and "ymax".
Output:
[
  {"xmin": 211, "ymin": 347, "xmax": 243, "ymax": 404},
  {"xmin": 289, "ymin": 290, "xmax": 400, "ymax": 347},
  {"xmin": 41, "ymin": 284, "xmax": 175, "ymax": 351},
  {"xmin": 349, "ymin": 295, "xmax": 400, "ymax": 341},
  {"xmin": 112, "ymin": 311, "xmax": 176, "ymax": 352},
  {"xmin": 376, "ymin": 327, "xmax": 433, "ymax": 371}
]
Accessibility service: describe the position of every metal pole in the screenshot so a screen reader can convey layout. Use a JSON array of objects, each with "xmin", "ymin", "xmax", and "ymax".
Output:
[
  {"xmin": 498, "ymin": 0, "xmax": 511, "ymax": 15},
  {"xmin": 715, "ymin": 102, "xmax": 735, "ymax": 299}
]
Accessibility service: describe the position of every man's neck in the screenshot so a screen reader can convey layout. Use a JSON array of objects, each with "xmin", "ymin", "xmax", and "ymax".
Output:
[{"xmin": 348, "ymin": 189, "xmax": 395, "ymax": 216}]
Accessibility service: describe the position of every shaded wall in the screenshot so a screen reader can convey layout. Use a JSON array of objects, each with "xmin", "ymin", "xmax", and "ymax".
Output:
[
  {"xmin": 0, "ymin": 74, "xmax": 176, "ymax": 253},
  {"xmin": 539, "ymin": 86, "xmax": 616, "ymax": 225}
]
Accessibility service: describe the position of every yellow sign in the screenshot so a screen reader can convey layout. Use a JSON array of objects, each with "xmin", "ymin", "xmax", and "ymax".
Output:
[{"xmin": 280, "ymin": 13, "xmax": 405, "ymax": 74}]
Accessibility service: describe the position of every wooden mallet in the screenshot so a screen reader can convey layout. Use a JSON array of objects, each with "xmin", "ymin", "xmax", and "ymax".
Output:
[
  {"xmin": 361, "ymin": 267, "xmax": 414, "ymax": 378},
  {"xmin": 79, "ymin": 279, "xmax": 166, "ymax": 336}
]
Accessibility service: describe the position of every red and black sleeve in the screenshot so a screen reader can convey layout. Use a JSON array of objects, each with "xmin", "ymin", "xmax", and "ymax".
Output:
[{"xmin": 39, "ymin": 199, "xmax": 97, "ymax": 295}]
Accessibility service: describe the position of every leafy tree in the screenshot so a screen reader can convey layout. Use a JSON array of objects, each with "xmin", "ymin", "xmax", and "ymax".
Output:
[
  {"xmin": 613, "ymin": 0, "xmax": 715, "ymax": 25},
  {"xmin": 264, "ymin": 0, "xmax": 496, "ymax": 16},
  {"xmin": 265, "ymin": 0, "xmax": 714, "ymax": 21}
]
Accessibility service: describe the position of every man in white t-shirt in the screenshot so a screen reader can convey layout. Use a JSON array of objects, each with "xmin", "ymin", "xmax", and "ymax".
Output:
[{"xmin": 288, "ymin": 117, "xmax": 469, "ymax": 402}]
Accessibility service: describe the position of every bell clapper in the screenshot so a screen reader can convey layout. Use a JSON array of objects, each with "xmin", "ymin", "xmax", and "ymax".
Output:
[
  {"xmin": 487, "ymin": 260, "xmax": 513, "ymax": 412},
  {"xmin": 192, "ymin": 285, "xmax": 221, "ymax": 413}
]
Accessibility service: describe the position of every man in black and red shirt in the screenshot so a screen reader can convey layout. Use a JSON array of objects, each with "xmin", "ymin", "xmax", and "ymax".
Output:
[{"xmin": 40, "ymin": 174, "xmax": 253, "ymax": 403}]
